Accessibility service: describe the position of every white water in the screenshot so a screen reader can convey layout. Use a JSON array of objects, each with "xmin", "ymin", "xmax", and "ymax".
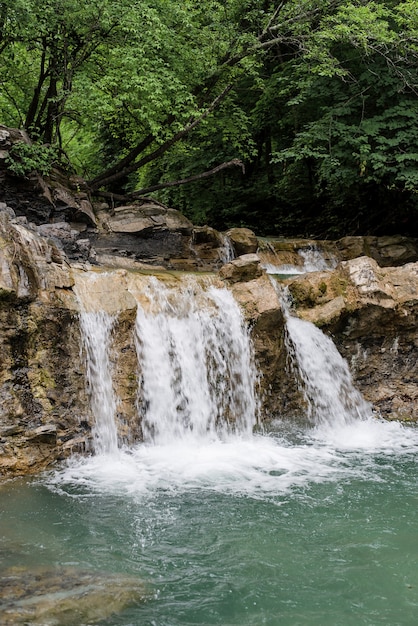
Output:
[
  {"xmin": 55, "ymin": 272, "xmax": 418, "ymax": 500},
  {"xmin": 134, "ymin": 278, "xmax": 257, "ymax": 444},
  {"xmin": 263, "ymin": 245, "xmax": 337, "ymax": 276},
  {"xmin": 74, "ymin": 274, "xmax": 119, "ymax": 455},
  {"xmin": 277, "ymin": 283, "xmax": 372, "ymax": 430},
  {"xmin": 285, "ymin": 314, "xmax": 372, "ymax": 428},
  {"xmin": 77, "ymin": 311, "xmax": 119, "ymax": 455},
  {"xmin": 218, "ymin": 233, "xmax": 235, "ymax": 264}
]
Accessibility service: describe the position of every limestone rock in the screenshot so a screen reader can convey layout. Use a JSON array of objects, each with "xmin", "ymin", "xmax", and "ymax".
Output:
[
  {"xmin": 228, "ymin": 273, "xmax": 304, "ymax": 420},
  {"xmin": 107, "ymin": 204, "xmax": 193, "ymax": 235},
  {"xmin": 0, "ymin": 566, "xmax": 147, "ymax": 625},
  {"xmin": 219, "ymin": 253, "xmax": 263, "ymax": 283},
  {"xmin": 285, "ymin": 257, "xmax": 418, "ymax": 420},
  {"xmin": 337, "ymin": 235, "xmax": 418, "ymax": 267},
  {"xmin": 226, "ymin": 227, "xmax": 258, "ymax": 255}
]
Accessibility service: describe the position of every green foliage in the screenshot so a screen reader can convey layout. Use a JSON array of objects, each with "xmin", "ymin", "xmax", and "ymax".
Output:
[
  {"xmin": 5, "ymin": 141, "xmax": 59, "ymax": 177},
  {"xmin": 1, "ymin": 0, "xmax": 418, "ymax": 236}
]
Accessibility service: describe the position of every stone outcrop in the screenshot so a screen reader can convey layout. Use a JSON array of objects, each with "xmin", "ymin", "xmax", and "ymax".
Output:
[
  {"xmin": 226, "ymin": 227, "xmax": 258, "ymax": 256},
  {"xmin": 0, "ymin": 209, "xmax": 92, "ymax": 475},
  {"xmin": 0, "ymin": 125, "xmax": 96, "ymax": 232},
  {"xmin": 336, "ymin": 235, "xmax": 418, "ymax": 267},
  {"xmin": 219, "ymin": 253, "xmax": 263, "ymax": 283},
  {"xmin": 285, "ymin": 256, "xmax": 418, "ymax": 421},
  {"xmin": 222, "ymin": 268, "xmax": 303, "ymax": 420}
]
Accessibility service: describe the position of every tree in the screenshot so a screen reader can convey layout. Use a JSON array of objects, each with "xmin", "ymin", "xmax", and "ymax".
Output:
[{"xmin": 1, "ymin": 1, "xmax": 418, "ymax": 236}]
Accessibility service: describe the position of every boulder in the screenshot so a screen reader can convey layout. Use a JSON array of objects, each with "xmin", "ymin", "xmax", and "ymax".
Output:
[
  {"xmin": 219, "ymin": 253, "xmax": 263, "ymax": 283},
  {"xmin": 336, "ymin": 235, "xmax": 418, "ymax": 267},
  {"xmin": 106, "ymin": 204, "xmax": 193, "ymax": 235},
  {"xmin": 226, "ymin": 227, "xmax": 258, "ymax": 255},
  {"xmin": 92, "ymin": 203, "xmax": 196, "ymax": 266}
]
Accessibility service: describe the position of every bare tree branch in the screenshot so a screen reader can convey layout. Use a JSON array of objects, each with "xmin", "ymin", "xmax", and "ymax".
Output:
[{"xmin": 131, "ymin": 158, "xmax": 244, "ymax": 196}]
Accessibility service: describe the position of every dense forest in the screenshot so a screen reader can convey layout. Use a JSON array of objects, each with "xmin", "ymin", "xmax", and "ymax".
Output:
[{"xmin": 1, "ymin": 0, "xmax": 418, "ymax": 237}]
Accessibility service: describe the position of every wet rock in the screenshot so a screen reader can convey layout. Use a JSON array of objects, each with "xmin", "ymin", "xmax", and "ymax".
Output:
[
  {"xmin": 0, "ymin": 566, "xmax": 148, "ymax": 625},
  {"xmin": 228, "ymin": 273, "xmax": 303, "ymax": 420},
  {"xmin": 219, "ymin": 253, "xmax": 263, "ymax": 283},
  {"xmin": 226, "ymin": 227, "xmax": 258, "ymax": 255},
  {"xmin": 336, "ymin": 235, "xmax": 418, "ymax": 267}
]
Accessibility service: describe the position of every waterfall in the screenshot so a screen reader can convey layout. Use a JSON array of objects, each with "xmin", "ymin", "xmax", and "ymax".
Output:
[
  {"xmin": 78, "ymin": 311, "xmax": 119, "ymax": 454},
  {"xmin": 299, "ymin": 245, "xmax": 337, "ymax": 272},
  {"xmin": 74, "ymin": 273, "xmax": 119, "ymax": 455},
  {"xmin": 74, "ymin": 271, "xmax": 258, "ymax": 453},
  {"xmin": 218, "ymin": 233, "xmax": 235, "ymax": 264},
  {"xmin": 134, "ymin": 277, "xmax": 258, "ymax": 444},
  {"xmin": 281, "ymin": 290, "xmax": 372, "ymax": 428},
  {"xmin": 261, "ymin": 244, "xmax": 337, "ymax": 276}
]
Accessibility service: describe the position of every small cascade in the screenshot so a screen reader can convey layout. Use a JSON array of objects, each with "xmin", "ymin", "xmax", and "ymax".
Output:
[
  {"xmin": 260, "ymin": 244, "xmax": 337, "ymax": 276},
  {"xmin": 299, "ymin": 246, "xmax": 337, "ymax": 272},
  {"xmin": 74, "ymin": 275, "xmax": 119, "ymax": 455},
  {"xmin": 280, "ymin": 288, "xmax": 371, "ymax": 428},
  {"xmin": 134, "ymin": 277, "xmax": 258, "ymax": 444},
  {"xmin": 218, "ymin": 233, "xmax": 235, "ymax": 264},
  {"xmin": 78, "ymin": 312, "xmax": 119, "ymax": 454}
]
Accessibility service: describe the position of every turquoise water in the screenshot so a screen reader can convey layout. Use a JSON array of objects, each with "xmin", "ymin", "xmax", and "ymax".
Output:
[{"xmin": 1, "ymin": 421, "xmax": 418, "ymax": 625}]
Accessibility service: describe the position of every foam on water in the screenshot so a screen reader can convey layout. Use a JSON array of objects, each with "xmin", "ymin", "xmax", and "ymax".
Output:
[
  {"xmin": 54, "ymin": 271, "xmax": 418, "ymax": 502},
  {"xmin": 49, "ymin": 417, "xmax": 418, "ymax": 501}
]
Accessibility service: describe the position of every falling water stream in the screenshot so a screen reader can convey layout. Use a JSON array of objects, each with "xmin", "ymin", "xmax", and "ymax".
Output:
[{"xmin": 1, "ymin": 272, "xmax": 418, "ymax": 625}]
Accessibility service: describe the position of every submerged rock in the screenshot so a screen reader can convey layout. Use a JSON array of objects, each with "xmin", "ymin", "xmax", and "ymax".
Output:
[{"xmin": 0, "ymin": 566, "xmax": 148, "ymax": 625}]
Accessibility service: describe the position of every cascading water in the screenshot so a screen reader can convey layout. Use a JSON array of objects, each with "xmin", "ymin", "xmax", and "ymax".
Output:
[
  {"xmin": 74, "ymin": 274, "xmax": 119, "ymax": 455},
  {"xmin": 218, "ymin": 233, "xmax": 235, "ymax": 264},
  {"xmin": 280, "ymin": 288, "xmax": 372, "ymax": 428},
  {"xmin": 261, "ymin": 244, "xmax": 337, "ymax": 276},
  {"xmin": 19, "ymin": 268, "xmax": 416, "ymax": 626},
  {"xmin": 78, "ymin": 311, "xmax": 119, "ymax": 455},
  {"xmin": 134, "ymin": 277, "xmax": 257, "ymax": 444}
]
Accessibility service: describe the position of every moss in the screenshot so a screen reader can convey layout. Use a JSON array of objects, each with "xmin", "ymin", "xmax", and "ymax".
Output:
[
  {"xmin": 318, "ymin": 281, "xmax": 327, "ymax": 295},
  {"xmin": 37, "ymin": 367, "xmax": 56, "ymax": 389}
]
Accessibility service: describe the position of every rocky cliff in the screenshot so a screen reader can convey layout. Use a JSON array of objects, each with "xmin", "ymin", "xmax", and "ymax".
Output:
[{"xmin": 1, "ymin": 136, "xmax": 417, "ymax": 475}]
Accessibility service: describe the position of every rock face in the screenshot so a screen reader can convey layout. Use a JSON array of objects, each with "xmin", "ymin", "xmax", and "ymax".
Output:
[
  {"xmin": 336, "ymin": 235, "xmax": 418, "ymax": 267},
  {"xmin": 226, "ymin": 227, "xmax": 258, "ymax": 256},
  {"xmin": 93, "ymin": 203, "xmax": 234, "ymax": 271},
  {"xmin": 285, "ymin": 256, "xmax": 418, "ymax": 421},
  {"xmin": 0, "ymin": 210, "xmax": 92, "ymax": 475},
  {"xmin": 0, "ymin": 125, "xmax": 96, "ymax": 233}
]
